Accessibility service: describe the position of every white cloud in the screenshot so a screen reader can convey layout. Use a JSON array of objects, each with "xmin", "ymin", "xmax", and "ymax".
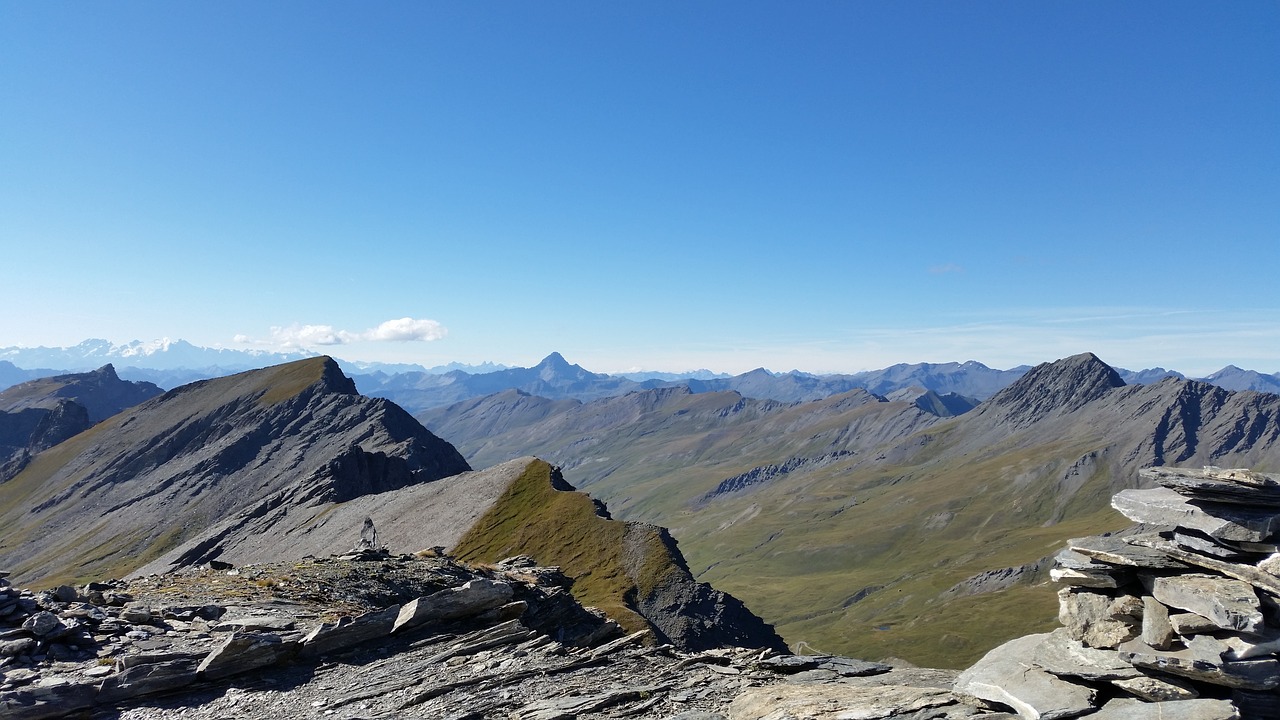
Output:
[
  {"xmin": 237, "ymin": 317, "xmax": 447, "ymax": 351},
  {"xmin": 366, "ymin": 317, "xmax": 446, "ymax": 342}
]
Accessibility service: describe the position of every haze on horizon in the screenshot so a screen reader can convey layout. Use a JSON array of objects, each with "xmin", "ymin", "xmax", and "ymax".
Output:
[{"xmin": 2, "ymin": 3, "xmax": 1277, "ymax": 377}]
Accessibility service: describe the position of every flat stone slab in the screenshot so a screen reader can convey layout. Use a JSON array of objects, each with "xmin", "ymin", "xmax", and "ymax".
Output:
[
  {"xmin": 299, "ymin": 605, "xmax": 399, "ymax": 659},
  {"xmin": 1113, "ymin": 488, "xmax": 1280, "ymax": 542},
  {"xmin": 954, "ymin": 633, "xmax": 1097, "ymax": 719},
  {"xmin": 757, "ymin": 654, "xmax": 890, "ymax": 677},
  {"xmin": 1144, "ymin": 573, "xmax": 1263, "ymax": 634},
  {"xmin": 1067, "ymin": 535, "xmax": 1189, "ymax": 570},
  {"xmin": 1089, "ymin": 697, "xmax": 1239, "ymax": 719},
  {"xmin": 1140, "ymin": 466, "xmax": 1280, "ymax": 506},
  {"xmin": 393, "ymin": 578, "xmax": 513, "ymax": 633},
  {"xmin": 1033, "ymin": 628, "xmax": 1140, "ymax": 681},
  {"xmin": 728, "ymin": 683, "xmax": 959, "ymax": 720},
  {"xmin": 1118, "ymin": 636, "xmax": 1280, "ymax": 690},
  {"xmin": 197, "ymin": 631, "xmax": 299, "ymax": 681}
]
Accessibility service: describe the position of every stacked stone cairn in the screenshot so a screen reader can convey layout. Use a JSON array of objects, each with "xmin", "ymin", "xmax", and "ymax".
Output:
[{"xmin": 955, "ymin": 466, "xmax": 1280, "ymax": 719}]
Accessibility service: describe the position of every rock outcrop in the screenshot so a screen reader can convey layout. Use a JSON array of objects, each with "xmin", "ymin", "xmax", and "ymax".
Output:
[
  {"xmin": 0, "ymin": 551, "xmax": 1027, "ymax": 720},
  {"xmin": 0, "ymin": 364, "xmax": 163, "ymax": 482},
  {"xmin": 953, "ymin": 465, "xmax": 1280, "ymax": 718}
]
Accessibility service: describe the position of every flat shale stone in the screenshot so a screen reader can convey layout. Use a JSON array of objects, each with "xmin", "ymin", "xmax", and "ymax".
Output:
[
  {"xmin": 729, "ymin": 683, "xmax": 958, "ymax": 720},
  {"xmin": 1119, "ymin": 636, "xmax": 1280, "ymax": 690},
  {"xmin": 197, "ymin": 631, "xmax": 299, "ymax": 680},
  {"xmin": 1088, "ymin": 697, "xmax": 1239, "ymax": 720},
  {"xmin": 98, "ymin": 656, "xmax": 200, "ymax": 703},
  {"xmin": 1141, "ymin": 466, "xmax": 1280, "ymax": 506},
  {"xmin": 954, "ymin": 633, "xmax": 1096, "ymax": 720},
  {"xmin": 298, "ymin": 605, "xmax": 398, "ymax": 659},
  {"xmin": 1113, "ymin": 488, "xmax": 1280, "ymax": 542},
  {"xmin": 1144, "ymin": 574, "xmax": 1264, "ymax": 634},
  {"xmin": 1110, "ymin": 672, "xmax": 1199, "ymax": 701},
  {"xmin": 393, "ymin": 578, "xmax": 513, "ymax": 633},
  {"xmin": 1033, "ymin": 628, "xmax": 1140, "ymax": 681}
]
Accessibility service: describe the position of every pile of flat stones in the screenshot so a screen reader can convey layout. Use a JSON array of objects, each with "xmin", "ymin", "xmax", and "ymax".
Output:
[{"xmin": 954, "ymin": 466, "xmax": 1280, "ymax": 719}]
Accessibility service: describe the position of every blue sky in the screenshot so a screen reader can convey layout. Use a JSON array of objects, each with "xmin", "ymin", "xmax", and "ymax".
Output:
[{"xmin": 2, "ymin": 2, "xmax": 1277, "ymax": 375}]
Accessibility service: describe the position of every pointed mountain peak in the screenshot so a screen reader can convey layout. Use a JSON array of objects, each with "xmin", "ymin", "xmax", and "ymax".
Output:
[
  {"xmin": 538, "ymin": 352, "xmax": 571, "ymax": 368},
  {"xmin": 980, "ymin": 352, "xmax": 1125, "ymax": 425}
]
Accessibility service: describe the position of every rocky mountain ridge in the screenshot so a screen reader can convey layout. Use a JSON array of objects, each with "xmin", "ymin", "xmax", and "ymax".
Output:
[{"xmin": 0, "ymin": 365, "xmax": 163, "ymax": 483}]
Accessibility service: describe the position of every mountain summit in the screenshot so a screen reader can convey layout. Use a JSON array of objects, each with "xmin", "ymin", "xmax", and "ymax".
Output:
[
  {"xmin": 0, "ymin": 357, "xmax": 470, "ymax": 586},
  {"xmin": 976, "ymin": 352, "xmax": 1126, "ymax": 427}
]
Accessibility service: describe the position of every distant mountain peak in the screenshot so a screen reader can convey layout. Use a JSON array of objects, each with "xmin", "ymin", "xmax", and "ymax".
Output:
[
  {"xmin": 979, "ymin": 352, "xmax": 1125, "ymax": 425},
  {"xmin": 538, "ymin": 352, "xmax": 571, "ymax": 367}
]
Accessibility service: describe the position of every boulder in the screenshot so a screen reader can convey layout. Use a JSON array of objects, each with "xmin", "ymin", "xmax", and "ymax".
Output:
[
  {"xmin": 298, "ymin": 606, "xmax": 399, "ymax": 659},
  {"xmin": 1057, "ymin": 589, "xmax": 1139, "ymax": 649},
  {"xmin": 953, "ymin": 633, "xmax": 1097, "ymax": 719},
  {"xmin": 196, "ymin": 632, "xmax": 299, "ymax": 681},
  {"xmin": 1112, "ymin": 488, "xmax": 1280, "ymax": 542},
  {"xmin": 392, "ymin": 579, "xmax": 513, "ymax": 633}
]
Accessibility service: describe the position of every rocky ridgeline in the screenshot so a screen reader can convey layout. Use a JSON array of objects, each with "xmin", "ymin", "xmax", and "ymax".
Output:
[
  {"xmin": 954, "ymin": 466, "xmax": 1280, "ymax": 719},
  {"xmin": 0, "ymin": 549, "xmax": 1028, "ymax": 720}
]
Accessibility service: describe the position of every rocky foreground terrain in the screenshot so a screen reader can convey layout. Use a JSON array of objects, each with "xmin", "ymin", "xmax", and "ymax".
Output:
[{"xmin": 1, "ymin": 547, "xmax": 999, "ymax": 720}]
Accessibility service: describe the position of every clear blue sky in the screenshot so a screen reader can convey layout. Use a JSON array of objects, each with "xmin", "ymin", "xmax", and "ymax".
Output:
[{"xmin": 3, "ymin": 2, "xmax": 1277, "ymax": 375}]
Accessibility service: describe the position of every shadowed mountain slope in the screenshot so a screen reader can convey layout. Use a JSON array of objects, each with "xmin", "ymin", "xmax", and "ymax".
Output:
[
  {"xmin": 0, "ymin": 364, "xmax": 164, "ymax": 482},
  {"xmin": 0, "ymin": 357, "xmax": 471, "ymax": 587},
  {"xmin": 420, "ymin": 353, "xmax": 1280, "ymax": 667}
]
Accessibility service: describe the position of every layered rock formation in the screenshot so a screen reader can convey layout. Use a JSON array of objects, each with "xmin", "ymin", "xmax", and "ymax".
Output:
[
  {"xmin": 0, "ymin": 364, "xmax": 163, "ymax": 481},
  {"xmin": 953, "ymin": 465, "xmax": 1280, "ymax": 718}
]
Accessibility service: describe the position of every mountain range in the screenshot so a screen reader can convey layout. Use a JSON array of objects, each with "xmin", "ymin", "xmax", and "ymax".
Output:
[
  {"xmin": 418, "ymin": 352, "xmax": 1280, "ymax": 667},
  {"xmin": 0, "ymin": 357, "xmax": 779, "ymax": 652},
  {"xmin": 5, "ymin": 339, "xmax": 1279, "ymax": 405}
]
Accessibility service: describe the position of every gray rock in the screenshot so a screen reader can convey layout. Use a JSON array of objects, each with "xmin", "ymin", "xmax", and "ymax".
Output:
[
  {"xmin": 119, "ymin": 604, "xmax": 152, "ymax": 624},
  {"xmin": 98, "ymin": 656, "xmax": 199, "ymax": 703},
  {"xmin": 1057, "ymin": 588, "xmax": 1140, "ymax": 649},
  {"xmin": 1144, "ymin": 573, "xmax": 1264, "ymax": 634},
  {"xmin": 757, "ymin": 654, "xmax": 891, "ymax": 677},
  {"xmin": 0, "ymin": 638, "xmax": 36, "ymax": 657},
  {"xmin": 20, "ymin": 612, "xmax": 61, "ymax": 637},
  {"xmin": 0, "ymin": 677, "xmax": 97, "ymax": 720},
  {"xmin": 1068, "ymin": 534, "xmax": 1189, "ymax": 569},
  {"xmin": 954, "ymin": 633, "xmax": 1096, "ymax": 719},
  {"xmin": 211, "ymin": 614, "xmax": 295, "ymax": 632},
  {"xmin": 196, "ymin": 631, "xmax": 299, "ymax": 680},
  {"xmin": 1033, "ymin": 628, "xmax": 1140, "ymax": 681},
  {"xmin": 298, "ymin": 605, "xmax": 399, "ymax": 659},
  {"xmin": 729, "ymin": 683, "xmax": 959, "ymax": 720},
  {"xmin": 1110, "ymin": 672, "xmax": 1199, "ymax": 701},
  {"xmin": 1129, "ymin": 535, "xmax": 1280, "ymax": 596},
  {"xmin": 1112, "ymin": 488, "xmax": 1280, "ymax": 542},
  {"xmin": 1088, "ymin": 697, "xmax": 1239, "ymax": 720},
  {"xmin": 1169, "ymin": 612, "xmax": 1220, "ymax": 635},
  {"xmin": 1119, "ymin": 636, "xmax": 1280, "ymax": 690},
  {"xmin": 392, "ymin": 578, "xmax": 513, "ymax": 633},
  {"xmin": 1141, "ymin": 465, "xmax": 1280, "ymax": 506},
  {"xmin": 1142, "ymin": 595, "xmax": 1175, "ymax": 649}
]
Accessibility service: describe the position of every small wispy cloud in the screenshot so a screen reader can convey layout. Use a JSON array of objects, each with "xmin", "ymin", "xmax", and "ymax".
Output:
[
  {"xmin": 928, "ymin": 263, "xmax": 964, "ymax": 275},
  {"xmin": 235, "ymin": 317, "xmax": 446, "ymax": 350}
]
